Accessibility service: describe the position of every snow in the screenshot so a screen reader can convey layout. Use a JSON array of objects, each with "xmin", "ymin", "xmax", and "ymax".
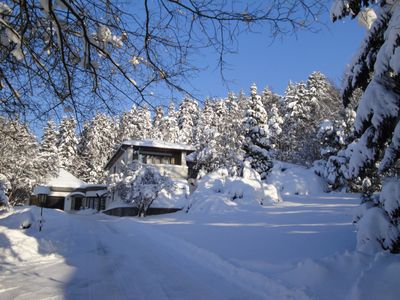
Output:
[
  {"xmin": 330, "ymin": 0, "xmax": 350, "ymax": 21},
  {"xmin": 1, "ymin": 163, "xmax": 399, "ymax": 299},
  {"xmin": 188, "ymin": 169, "xmax": 281, "ymax": 214},
  {"xmin": 32, "ymin": 185, "xmax": 50, "ymax": 195},
  {"xmin": 380, "ymin": 179, "xmax": 400, "ymax": 217},
  {"xmin": 121, "ymin": 139, "xmax": 195, "ymax": 151},
  {"xmin": 355, "ymin": 81, "xmax": 399, "ymax": 131},
  {"xmin": 355, "ymin": 207, "xmax": 399, "ymax": 254},
  {"xmin": 45, "ymin": 168, "xmax": 86, "ymax": 188},
  {"xmin": 2, "ymin": 192, "xmax": 399, "ymax": 299},
  {"xmin": 358, "ymin": 8, "xmax": 377, "ymax": 29},
  {"xmin": 153, "ymin": 179, "xmax": 189, "ymax": 208},
  {"xmin": 267, "ymin": 161, "xmax": 327, "ymax": 195}
]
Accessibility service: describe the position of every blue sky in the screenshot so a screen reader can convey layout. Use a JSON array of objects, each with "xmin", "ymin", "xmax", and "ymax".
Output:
[{"xmin": 184, "ymin": 15, "xmax": 366, "ymax": 99}]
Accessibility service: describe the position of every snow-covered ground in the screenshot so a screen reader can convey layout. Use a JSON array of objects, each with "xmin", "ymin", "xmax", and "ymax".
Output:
[{"xmin": 1, "ymin": 192, "xmax": 399, "ymax": 299}]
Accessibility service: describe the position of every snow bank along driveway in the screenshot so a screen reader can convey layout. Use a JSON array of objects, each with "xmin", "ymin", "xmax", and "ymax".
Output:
[{"xmin": 1, "ymin": 194, "xmax": 398, "ymax": 299}]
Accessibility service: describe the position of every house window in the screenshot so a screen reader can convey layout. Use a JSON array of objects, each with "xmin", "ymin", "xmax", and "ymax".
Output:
[{"xmin": 141, "ymin": 152, "xmax": 180, "ymax": 165}]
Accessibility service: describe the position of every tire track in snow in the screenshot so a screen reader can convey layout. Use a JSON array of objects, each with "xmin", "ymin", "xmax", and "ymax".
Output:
[{"xmin": 108, "ymin": 216, "xmax": 311, "ymax": 300}]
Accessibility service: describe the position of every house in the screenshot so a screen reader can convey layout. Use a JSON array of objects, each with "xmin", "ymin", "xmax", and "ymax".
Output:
[
  {"xmin": 104, "ymin": 139, "xmax": 195, "ymax": 179},
  {"xmin": 104, "ymin": 139, "xmax": 195, "ymax": 213},
  {"xmin": 32, "ymin": 168, "xmax": 108, "ymax": 211},
  {"xmin": 32, "ymin": 140, "xmax": 195, "ymax": 215}
]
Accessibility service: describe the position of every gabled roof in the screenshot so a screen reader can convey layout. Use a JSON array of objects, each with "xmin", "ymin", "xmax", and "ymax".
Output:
[{"xmin": 45, "ymin": 168, "xmax": 86, "ymax": 189}]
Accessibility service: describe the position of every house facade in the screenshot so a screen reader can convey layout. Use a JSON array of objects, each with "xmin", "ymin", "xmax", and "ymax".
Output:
[
  {"xmin": 32, "ymin": 169, "xmax": 108, "ymax": 211},
  {"xmin": 104, "ymin": 139, "xmax": 195, "ymax": 207}
]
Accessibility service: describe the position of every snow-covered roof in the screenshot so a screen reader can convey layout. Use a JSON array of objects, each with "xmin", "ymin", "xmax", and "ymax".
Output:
[
  {"xmin": 33, "ymin": 185, "xmax": 51, "ymax": 195},
  {"xmin": 121, "ymin": 139, "xmax": 195, "ymax": 151},
  {"xmin": 45, "ymin": 169, "xmax": 86, "ymax": 189}
]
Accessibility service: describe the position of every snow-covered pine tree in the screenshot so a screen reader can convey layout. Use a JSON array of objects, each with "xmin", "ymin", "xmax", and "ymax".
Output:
[
  {"xmin": 177, "ymin": 97, "xmax": 199, "ymax": 144},
  {"xmin": 118, "ymin": 105, "xmax": 152, "ymax": 142},
  {"xmin": 306, "ymin": 71, "xmax": 341, "ymax": 120},
  {"xmin": 314, "ymin": 88, "xmax": 360, "ymax": 191},
  {"xmin": 242, "ymin": 84, "xmax": 272, "ymax": 179},
  {"xmin": 40, "ymin": 119, "xmax": 60, "ymax": 175},
  {"xmin": 332, "ymin": 1, "xmax": 400, "ymax": 178},
  {"xmin": 219, "ymin": 94, "xmax": 246, "ymax": 175},
  {"xmin": 193, "ymin": 94, "xmax": 246, "ymax": 176},
  {"xmin": 193, "ymin": 99, "xmax": 220, "ymax": 172},
  {"xmin": 77, "ymin": 113, "xmax": 117, "ymax": 183},
  {"xmin": 159, "ymin": 102, "xmax": 180, "ymax": 143},
  {"xmin": 314, "ymin": 112, "xmax": 356, "ymax": 191},
  {"xmin": 279, "ymin": 81, "xmax": 315, "ymax": 164},
  {"xmin": 278, "ymin": 72, "xmax": 341, "ymax": 165},
  {"xmin": 261, "ymin": 87, "xmax": 283, "ymax": 154},
  {"xmin": 331, "ymin": 0, "xmax": 400, "ymax": 253},
  {"xmin": 0, "ymin": 118, "xmax": 45, "ymax": 204},
  {"xmin": 118, "ymin": 106, "xmax": 137, "ymax": 142},
  {"xmin": 152, "ymin": 106, "xmax": 164, "ymax": 140},
  {"xmin": 57, "ymin": 116, "xmax": 79, "ymax": 175},
  {"xmin": 140, "ymin": 106, "xmax": 153, "ymax": 139}
]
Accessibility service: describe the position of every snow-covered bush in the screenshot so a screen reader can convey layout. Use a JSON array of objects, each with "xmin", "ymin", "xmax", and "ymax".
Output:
[
  {"xmin": 108, "ymin": 162, "xmax": 172, "ymax": 216},
  {"xmin": 152, "ymin": 179, "xmax": 190, "ymax": 209},
  {"xmin": 355, "ymin": 179, "xmax": 400, "ymax": 254},
  {"xmin": 267, "ymin": 161, "xmax": 327, "ymax": 195},
  {"xmin": 188, "ymin": 167, "xmax": 282, "ymax": 214}
]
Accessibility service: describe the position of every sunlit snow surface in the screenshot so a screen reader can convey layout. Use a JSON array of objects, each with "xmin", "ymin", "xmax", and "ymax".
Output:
[{"xmin": 1, "ymin": 193, "xmax": 399, "ymax": 299}]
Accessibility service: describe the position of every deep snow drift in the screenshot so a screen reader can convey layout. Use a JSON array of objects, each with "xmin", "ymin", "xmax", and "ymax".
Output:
[{"xmin": 1, "ymin": 193, "xmax": 399, "ymax": 299}]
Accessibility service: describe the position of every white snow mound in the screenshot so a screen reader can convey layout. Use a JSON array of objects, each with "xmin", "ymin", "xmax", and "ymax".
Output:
[
  {"xmin": 188, "ymin": 170, "xmax": 282, "ymax": 214},
  {"xmin": 267, "ymin": 161, "xmax": 327, "ymax": 195},
  {"xmin": 152, "ymin": 179, "xmax": 190, "ymax": 208}
]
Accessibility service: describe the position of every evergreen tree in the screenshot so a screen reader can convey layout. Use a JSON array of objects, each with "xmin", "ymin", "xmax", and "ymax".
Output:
[
  {"xmin": 278, "ymin": 73, "xmax": 341, "ymax": 165},
  {"xmin": 159, "ymin": 102, "xmax": 180, "ymax": 143},
  {"xmin": 40, "ymin": 119, "xmax": 60, "ymax": 174},
  {"xmin": 279, "ymin": 81, "xmax": 315, "ymax": 164},
  {"xmin": 331, "ymin": 0, "xmax": 400, "ymax": 253},
  {"xmin": 77, "ymin": 113, "xmax": 117, "ymax": 183},
  {"xmin": 242, "ymin": 84, "xmax": 272, "ymax": 179},
  {"xmin": 177, "ymin": 97, "xmax": 199, "ymax": 144},
  {"xmin": 193, "ymin": 99, "xmax": 220, "ymax": 172},
  {"xmin": 57, "ymin": 116, "xmax": 79, "ymax": 175},
  {"xmin": 139, "ymin": 106, "xmax": 153, "ymax": 140},
  {"xmin": 218, "ymin": 94, "xmax": 246, "ymax": 175},
  {"xmin": 0, "ymin": 118, "xmax": 45, "ymax": 204},
  {"xmin": 193, "ymin": 95, "xmax": 245, "ymax": 176},
  {"xmin": 261, "ymin": 87, "xmax": 283, "ymax": 153},
  {"xmin": 119, "ymin": 106, "xmax": 152, "ymax": 141},
  {"xmin": 152, "ymin": 106, "xmax": 164, "ymax": 140}
]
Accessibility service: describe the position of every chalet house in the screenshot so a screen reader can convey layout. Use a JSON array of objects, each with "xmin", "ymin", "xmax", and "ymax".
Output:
[
  {"xmin": 32, "ymin": 169, "xmax": 108, "ymax": 212},
  {"xmin": 32, "ymin": 140, "xmax": 195, "ymax": 215},
  {"xmin": 104, "ymin": 139, "xmax": 195, "ymax": 209}
]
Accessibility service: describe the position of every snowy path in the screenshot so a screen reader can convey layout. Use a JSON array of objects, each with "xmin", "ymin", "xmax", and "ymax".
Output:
[
  {"xmin": 3, "ymin": 194, "xmax": 397, "ymax": 300},
  {"xmin": 0, "ymin": 209, "xmax": 307, "ymax": 300}
]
